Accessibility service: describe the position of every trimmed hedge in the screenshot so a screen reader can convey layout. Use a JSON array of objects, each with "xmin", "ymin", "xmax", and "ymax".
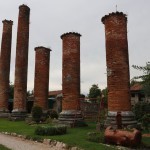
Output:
[
  {"xmin": 35, "ymin": 125, "xmax": 67, "ymax": 136},
  {"xmin": 87, "ymin": 132, "xmax": 104, "ymax": 143},
  {"xmin": 31, "ymin": 105, "xmax": 43, "ymax": 123},
  {"xmin": 46, "ymin": 109, "xmax": 58, "ymax": 119}
]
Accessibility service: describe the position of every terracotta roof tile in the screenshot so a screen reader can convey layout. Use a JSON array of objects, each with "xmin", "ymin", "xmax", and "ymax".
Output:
[
  {"xmin": 48, "ymin": 90, "xmax": 62, "ymax": 96},
  {"xmin": 130, "ymin": 83, "xmax": 143, "ymax": 91}
]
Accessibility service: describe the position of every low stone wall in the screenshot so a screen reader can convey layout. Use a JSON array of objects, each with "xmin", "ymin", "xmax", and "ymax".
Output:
[{"xmin": 80, "ymin": 101, "xmax": 100, "ymax": 121}]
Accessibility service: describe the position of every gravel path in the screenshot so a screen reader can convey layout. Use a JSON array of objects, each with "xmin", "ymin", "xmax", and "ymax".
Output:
[{"xmin": 0, "ymin": 133, "xmax": 60, "ymax": 150}]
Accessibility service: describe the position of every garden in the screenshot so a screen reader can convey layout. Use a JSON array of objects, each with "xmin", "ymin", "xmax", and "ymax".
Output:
[{"xmin": 0, "ymin": 104, "xmax": 150, "ymax": 150}]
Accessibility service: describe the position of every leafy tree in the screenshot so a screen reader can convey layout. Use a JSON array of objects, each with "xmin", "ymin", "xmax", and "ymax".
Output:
[
  {"xmin": 27, "ymin": 90, "xmax": 33, "ymax": 97},
  {"xmin": 132, "ymin": 62, "xmax": 150, "ymax": 96},
  {"xmin": 101, "ymin": 87, "xmax": 108, "ymax": 100},
  {"xmin": 101, "ymin": 87, "xmax": 108, "ymax": 107},
  {"xmin": 130, "ymin": 79, "xmax": 139, "ymax": 87},
  {"xmin": 9, "ymin": 82, "xmax": 14, "ymax": 99},
  {"xmin": 80, "ymin": 94, "xmax": 85, "ymax": 98},
  {"xmin": 88, "ymin": 84, "xmax": 101, "ymax": 98},
  {"xmin": 132, "ymin": 101, "xmax": 150, "ymax": 130}
]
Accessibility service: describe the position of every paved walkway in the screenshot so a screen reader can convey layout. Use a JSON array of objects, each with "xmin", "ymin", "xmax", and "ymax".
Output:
[{"xmin": 0, "ymin": 133, "xmax": 60, "ymax": 150}]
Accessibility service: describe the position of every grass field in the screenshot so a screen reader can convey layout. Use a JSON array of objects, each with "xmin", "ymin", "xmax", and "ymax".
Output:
[
  {"xmin": 0, "ymin": 144, "xmax": 11, "ymax": 150},
  {"xmin": 0, "ymin": 118, "xmax": 149, "ymax": 150}
]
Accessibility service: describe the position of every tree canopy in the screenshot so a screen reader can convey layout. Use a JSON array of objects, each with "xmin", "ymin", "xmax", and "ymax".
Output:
[
  {"xmin": 9, "ymin": 82, "xmax": 14, "ymax": 99},
  {"xmin": 132, "ymin": 62, "xmax": 150, "ymax": 95},
  {"xmin": 88, "ymin": 84, "xmax": 101, "ymax": 98}
]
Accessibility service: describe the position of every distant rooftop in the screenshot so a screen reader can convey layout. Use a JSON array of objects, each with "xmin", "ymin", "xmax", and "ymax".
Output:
[
  {"xmin": 49, "ymin": 90, "xmax": 62, "ymax": 96},
  {"xmin": 130, "ymin": 83, "xmax": 143, "ymax": 91}
]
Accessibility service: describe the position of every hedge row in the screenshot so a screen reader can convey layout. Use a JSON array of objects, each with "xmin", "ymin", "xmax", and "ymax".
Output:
[{"xmin": 35, "ymin": 125, "xmax": 67, "ymax": 136}]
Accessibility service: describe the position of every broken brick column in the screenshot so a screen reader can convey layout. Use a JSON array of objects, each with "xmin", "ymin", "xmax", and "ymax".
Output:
[
  {"xmin": 12, "ymin": 5, "xmax": 30, "ymax": 119},
  {"xmin": 59, "ymin": 32, "xmax": 83, "ymax": 125},
  {"xmin": 101, "ymin": 12, "xmax": 136, "ymax": 127},
  {"xmin": 34, "ymin": 47, "xmax": 51, "ymax": 111},
  {"xmin": 0, "ymin": 20, "xmax": 13, "ymax": 116}
]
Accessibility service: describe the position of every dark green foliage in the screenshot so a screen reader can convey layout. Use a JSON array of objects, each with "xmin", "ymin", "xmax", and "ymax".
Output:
[
  {"xmin": 0, "ymin": 144, "xmax": 11, "ymax": 150},
  {"xmin": 87, "ymin": 132, "xmax": 104, "ymax": 143},
  {"xmin": 25, "ymin": 135, "xmax": 43, "ymax": 142},
  {"xmin": 46, "ymin": 109, "xmax": 58, "ymax": 119},
  {"xmin": 74, "ymin": 120, "xmax": 88, "ymax": 127},
  {"xmin": 35, "ymin": 125, "xmax": 67, "ymax": 136},
  {"xmin": 0, "ymin": 119, "xmax": 149, "ymax": 150},
  {"xmin": 80, "ymin": 94, "xmax": 85, "ymax": 98},
  {"xmin": 9, "ymin": 82, "xmax": 14, "ymax": 99},
  {"xmin": 132, "ymin": 101, "xmax": 150, "ymax": 120},
  {"xmin": 140, "ymin": 114, "xmax": 150, "ymax": 131},
  {"xmin": 31, "ymin": 106, "xmax": 43, "ymax": 123},
  {"xmin": 89, "ymin": 84, "xmax": 101, "ymax": 99},
  {"xmin": 101, "ymin": 88, "xmax": 108, "ymax": 107},
  {"xmin": 31, "ymin": 136, "xmax": 43, "ymax": 142},
  {"xmin": 132, "ymin": 62, "xmax": 150, "ymax": 95}
]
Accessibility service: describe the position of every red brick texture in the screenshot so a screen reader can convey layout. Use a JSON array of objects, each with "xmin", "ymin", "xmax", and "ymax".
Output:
[
  {"xmin": 102, "ymin": 12, "xmax": 131, "ymax": 111},
  {"xmin": 13, "ymin": 5, "xmax": 30, "ymax": 111},
  {"xmin": 34, "ymin": 47, "xmax": 51, "ymax": 110},
  {"xmin": 61, "ymin": 32, "xmax": 81, "ymax": 110},
  {"xmin": 0, "ymin": 20, "xmax": 13, "ymax": 111}
]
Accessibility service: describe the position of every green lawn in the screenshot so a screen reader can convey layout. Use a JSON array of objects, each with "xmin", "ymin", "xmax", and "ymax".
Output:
[
  {"xmin": 0, "ymin": 118, "xmax": 149, "ymax": 150},
  {"xmin": 0, "ymin": 119, "xmax": 114, "ymax": 150},
  {"xmin": 0, "ymin": 144, "xmax": 11, "ymax": 150}
]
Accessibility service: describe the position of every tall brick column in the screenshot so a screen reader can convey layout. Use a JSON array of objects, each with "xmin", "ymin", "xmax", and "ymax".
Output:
[
  {"xmin": 34, "ymin": 47, "xmax": 51, "ymax": 111},
  {"xmin": 102, "ymin": 12, "xmax": 136, "ymax": 127},
  {"xmin": 0, "ymin": 20, "xmax": 13, "ymax": 116},
  {"xmin": 12, "ymin": 5, "xmax": 30, "ymax": 119},
  {"xmin": 59, "ymin": 32, "xmax": 83, "ymax": 125}
]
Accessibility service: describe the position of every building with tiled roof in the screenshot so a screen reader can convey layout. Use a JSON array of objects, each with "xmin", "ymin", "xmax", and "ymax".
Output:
[{"xmin": 130, "ymin": 83, "xmax": 150, "ymax": 105}]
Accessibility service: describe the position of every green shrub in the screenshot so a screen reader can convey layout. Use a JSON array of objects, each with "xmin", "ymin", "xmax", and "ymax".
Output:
[
  {"xmin": 132, "ymin": 101, "xmax": 150, "ymax": 121},
  {"xmin": 25, "ymin": 135, "xmax": 43, "ymax": 142},
  {"xmin": 35, "ymin": 125, "xmax": 67, "ymax": 136},
  {"xmin": 31, "ymin": 136, "xmax": 43, "ymax": 142},
  {"xmin": 0, "ymin": 144, "xmax": 11, "ymax": 150},
  {"xmin": 140, "ymin": 114, "xmax": 150, "ymax": 131},
  {"xmin": 45, "ymin": 118, "xmax": 52, "ymax": 124},
  {"xmin": 74, "ymin": 120, "xmax": 88, "ymax": 127},
  {"xmin": 46, "ymin": 109, "xmax": 58, "ymax": 119},
  {"xmin": 31, "ymin": 106, "xmax": 43, "ymax": 123},
  {"xmin": 87, "ymin": 132, "xmax": 104, "ymax": 143}
]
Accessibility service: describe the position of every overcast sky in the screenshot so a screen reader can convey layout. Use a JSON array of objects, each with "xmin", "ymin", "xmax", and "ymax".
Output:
[{"xmin": 0, "ymin": 0, "xmax": 150, "ymax": 95}]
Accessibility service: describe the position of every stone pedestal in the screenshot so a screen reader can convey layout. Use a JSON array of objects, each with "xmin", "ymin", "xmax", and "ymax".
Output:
[
  {"xmin": 105, "ymin": 111, "xmax": 137, "ymax": 128},
  {"xmin": 10, "ymin": 109, "xmax": 27, "ymax": 121},
  {"xmin": 59, "ymin": 110, "xmax": 84, "ymax": 127},
  {"xmin": 0, "ymin": 110, "xmax": 10, "ymax": 118}
]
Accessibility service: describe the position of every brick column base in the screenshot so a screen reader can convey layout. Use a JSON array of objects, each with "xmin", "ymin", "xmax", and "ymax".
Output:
[
  {"xmin": 10, "ymin": 109, "xmax": 27, "ymax": 121},
  {"xmin": 0, "ymin": 110, "xmax": 10, "ymax": 118},
  {"xmin": 58, "ymin": 110, "xmax": 85, "ymax": 127},
  {"xmin": 105, "ymin": 111, "xmax": 137, "ymax": 129}
]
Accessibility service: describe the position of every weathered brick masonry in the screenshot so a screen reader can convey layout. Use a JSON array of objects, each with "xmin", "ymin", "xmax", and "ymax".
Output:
[
  {"xmin": 34, "ymin": 47, "xmax": 51, "ymax": 110},
  {"xmin": 13, "ymin": 5, "xmax": 30, "ymax": 112},
  {"xmin": 0, "ymin": 20, "xmax": 13, "ymax": 112},
  {"xmin": 102, "ymin": 12, "xmax": 136, "ymax": 127},
  {"xmin": 59, "ymin": 32, "xmax": 84, "ymax": 125},
  {"xmin": 102, "ymin": 12, "xmax": 131, "ymax": 112},
  {"xmin": 61, "ymin": 32, "xmax": 81, "ymax": 110}
]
